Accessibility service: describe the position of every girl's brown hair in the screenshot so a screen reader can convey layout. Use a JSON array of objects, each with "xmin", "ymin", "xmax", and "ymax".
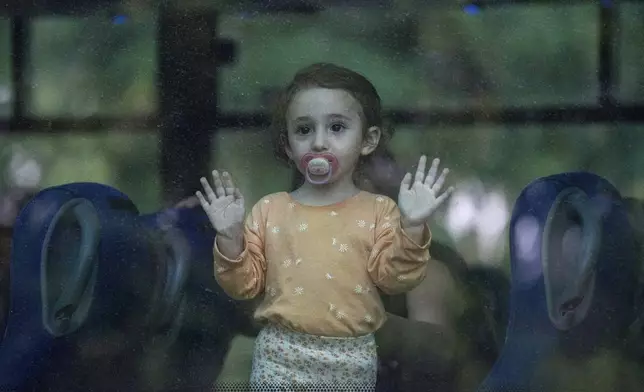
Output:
[{"xmin": 269, "ymin": 62, "xmax": 394, "ymax": 187}]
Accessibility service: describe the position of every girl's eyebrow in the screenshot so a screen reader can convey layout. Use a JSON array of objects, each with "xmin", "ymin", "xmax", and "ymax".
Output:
[
  {"xmin": 327, "ymin": 114, "xmax": 352, "ymax": 121},
  {"xmin": 293, "ymin": 114, "xmax": 352, "ymax": 122}
]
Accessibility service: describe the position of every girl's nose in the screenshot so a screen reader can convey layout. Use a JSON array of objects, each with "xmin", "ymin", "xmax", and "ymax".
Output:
[{"xmin": 311, "ymin": 129, "xmax": 329, "ymax": 151}]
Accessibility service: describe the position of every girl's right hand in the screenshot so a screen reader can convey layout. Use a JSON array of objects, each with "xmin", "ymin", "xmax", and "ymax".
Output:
[{"xmin": 196, "ymin": 170, "xmax": 246, "ymax": 239}]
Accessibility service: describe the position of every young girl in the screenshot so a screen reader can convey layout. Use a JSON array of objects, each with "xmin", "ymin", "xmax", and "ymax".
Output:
[{"xmin": 196, "ymin": 63, "xmax": 454, "ymax": 390}]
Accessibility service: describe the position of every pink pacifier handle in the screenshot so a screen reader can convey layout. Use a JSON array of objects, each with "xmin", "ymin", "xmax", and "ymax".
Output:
[{"xmin": 300, "ymin": 153, "xmax": 339, "ymax": 185}]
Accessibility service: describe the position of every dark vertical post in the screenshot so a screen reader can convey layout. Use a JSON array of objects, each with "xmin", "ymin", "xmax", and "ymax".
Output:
[
  {"xmin": 158, "ymin": 9, "xmax": 218, "ymax": 206},
  {"xmin": 598, "ymin": 0, "xmax": 617, "ymax": 108},
  {"xmin": 10, "ymin": 16, "xmax": 29, "ymax": 126}
]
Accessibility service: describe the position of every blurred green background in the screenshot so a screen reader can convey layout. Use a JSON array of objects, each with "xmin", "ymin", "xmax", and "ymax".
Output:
[{"xmin": 1, "ymin": 2, "xmax": 642, "ymax": 264}]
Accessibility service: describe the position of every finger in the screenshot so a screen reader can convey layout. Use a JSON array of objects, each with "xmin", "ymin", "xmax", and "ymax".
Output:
[
  {"xmin": 221, "ymin": 172, "xmax": 235, "ymax": 196},
  {"xmin": 425, "ymin": 157, "xmax": 440, "ymax": 185},
  {"xmin": 234, "ymin": 187, "xmax": 244, "ymax": 201},
  {"xmin": 432, "ymin": 168, "xmax": 449, "ymax": 193},
  {"xmin": 195, "ymin": 191, "xmax": 209, "ymax": 209},
  {"xmin": 414, "ymin": 155, "xmax": 427, "ymax": 183},
  {"xmin": 400, "ymin": 172, "xmax": 412, "ymax": 191},
  {"xmin": 224, "ymin": 172, "xmax": 237, "ymax": 197},
  {"xmin": 212, "ymin": 170, "xmax": 226, "ymax": 198},
  {"xmin": 433, "ymin": 186, "xmax": 455, "ymax": 208},
  {"xmin": 200, "ymin": 176, "xmax": 217, "ymax": 203}
]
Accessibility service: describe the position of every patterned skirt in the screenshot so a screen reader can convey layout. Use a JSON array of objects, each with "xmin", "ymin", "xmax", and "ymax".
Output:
[{"xmin": 249, "ymin": 324, "xmax": 378, "ymax": 392}]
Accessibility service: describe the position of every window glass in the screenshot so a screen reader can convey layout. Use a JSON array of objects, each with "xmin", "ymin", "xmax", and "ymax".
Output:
[
  {"xmin": 389, "ymin": 124, "xmax": 643, "ymax": 267},
  {"xmin": 617, "ymin": 2, "xmax": 644, "ymax": 103},
  {"xmin": 210, "ymin": 128, "xmax": 294, "ymax": 209},
  {"xmin": 27, "ymin": 13, "xmax": 157, "ymax": 117},
  {"xmin": 0, "ymin": 18, "xmax": 11, "ymax": 118},
  {"xmin": 0, "ymin": 131, "xmax": 160, "ymax": 225},
  {"xmin": 218, "ymin": 4, "xmax": 598, "ymax": 112}
]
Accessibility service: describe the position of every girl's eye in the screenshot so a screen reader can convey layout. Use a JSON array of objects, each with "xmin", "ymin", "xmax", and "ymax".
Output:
[
  {"xmin": 330, "ymin": 123, "xmax": 346, "ymax": 133},
  {"xmin": 296, "ymin": 126, "xmax": 312, "ymax": 135}
]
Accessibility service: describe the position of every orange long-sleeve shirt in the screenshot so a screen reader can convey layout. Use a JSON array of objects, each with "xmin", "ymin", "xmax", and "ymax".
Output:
[{"xmin": 213, "ymin": 191, "xmax": 432, "ymax": 337}]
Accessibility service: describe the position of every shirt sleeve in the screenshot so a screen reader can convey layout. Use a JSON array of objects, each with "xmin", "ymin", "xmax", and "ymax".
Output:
[
  {"xmin": 213, "ymin": 200, "xmax": 268, "ymax": 300},
  {"xmin": 367, "ymin": 196, "xmax": 432, "ymax": 295}
]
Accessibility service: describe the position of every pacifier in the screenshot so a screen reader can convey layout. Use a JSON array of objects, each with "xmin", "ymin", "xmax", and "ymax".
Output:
[
  {"xmin": 308, "ymin": 158, "xmax": 330, "ymax": 176},
  {"xmin": 300, "ymin": 153, "xmax": 339, "ymax": 185}
]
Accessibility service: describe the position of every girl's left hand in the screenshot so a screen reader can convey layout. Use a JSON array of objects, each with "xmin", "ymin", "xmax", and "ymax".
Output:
[{"xmin": 398, "ymin": 155, "xmax": 454, "ymax": 227}]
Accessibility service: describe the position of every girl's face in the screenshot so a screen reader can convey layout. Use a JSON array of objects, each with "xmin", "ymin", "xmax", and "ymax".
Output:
[{"xmin": 284, "ymin": 87, "xmax": 380, "ymax": 186}]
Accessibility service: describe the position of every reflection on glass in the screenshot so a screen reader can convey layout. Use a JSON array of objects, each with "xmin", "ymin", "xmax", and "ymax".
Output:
[
  {"xmin": 0, "ymin": 131, "xmax": 160, "ymax": 219},
  {"xmin": 417, "ymin": 4, "xmax": 598, "ymax": 109},
  {"xmin": 513, "ymin": 214, "xmax": 542, "ymax": 285},
  {"xmin": 210, "ymin": 128, "xmax": 293, "ymax": 209},
  {"xmin": 389, "ymin": 124, "xmax": 643, "ymax": 266},
  {"xmin": 445, "ymin": 179, "xmax": 510, "ymax": 266},
  {"xmin": 218, "ymin": 4, "xmax": 597, "ymax": 112},
  {"xmin": 617, "ymin": 2, "xmax": 644, "ymax": 103},
  {"xmin": 28, "ymin": 13, "xmax": 157, "ymax": 117},
  {"xmin": 0, "ymin": 18, "xmax": 11, "ymax": 118}
]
